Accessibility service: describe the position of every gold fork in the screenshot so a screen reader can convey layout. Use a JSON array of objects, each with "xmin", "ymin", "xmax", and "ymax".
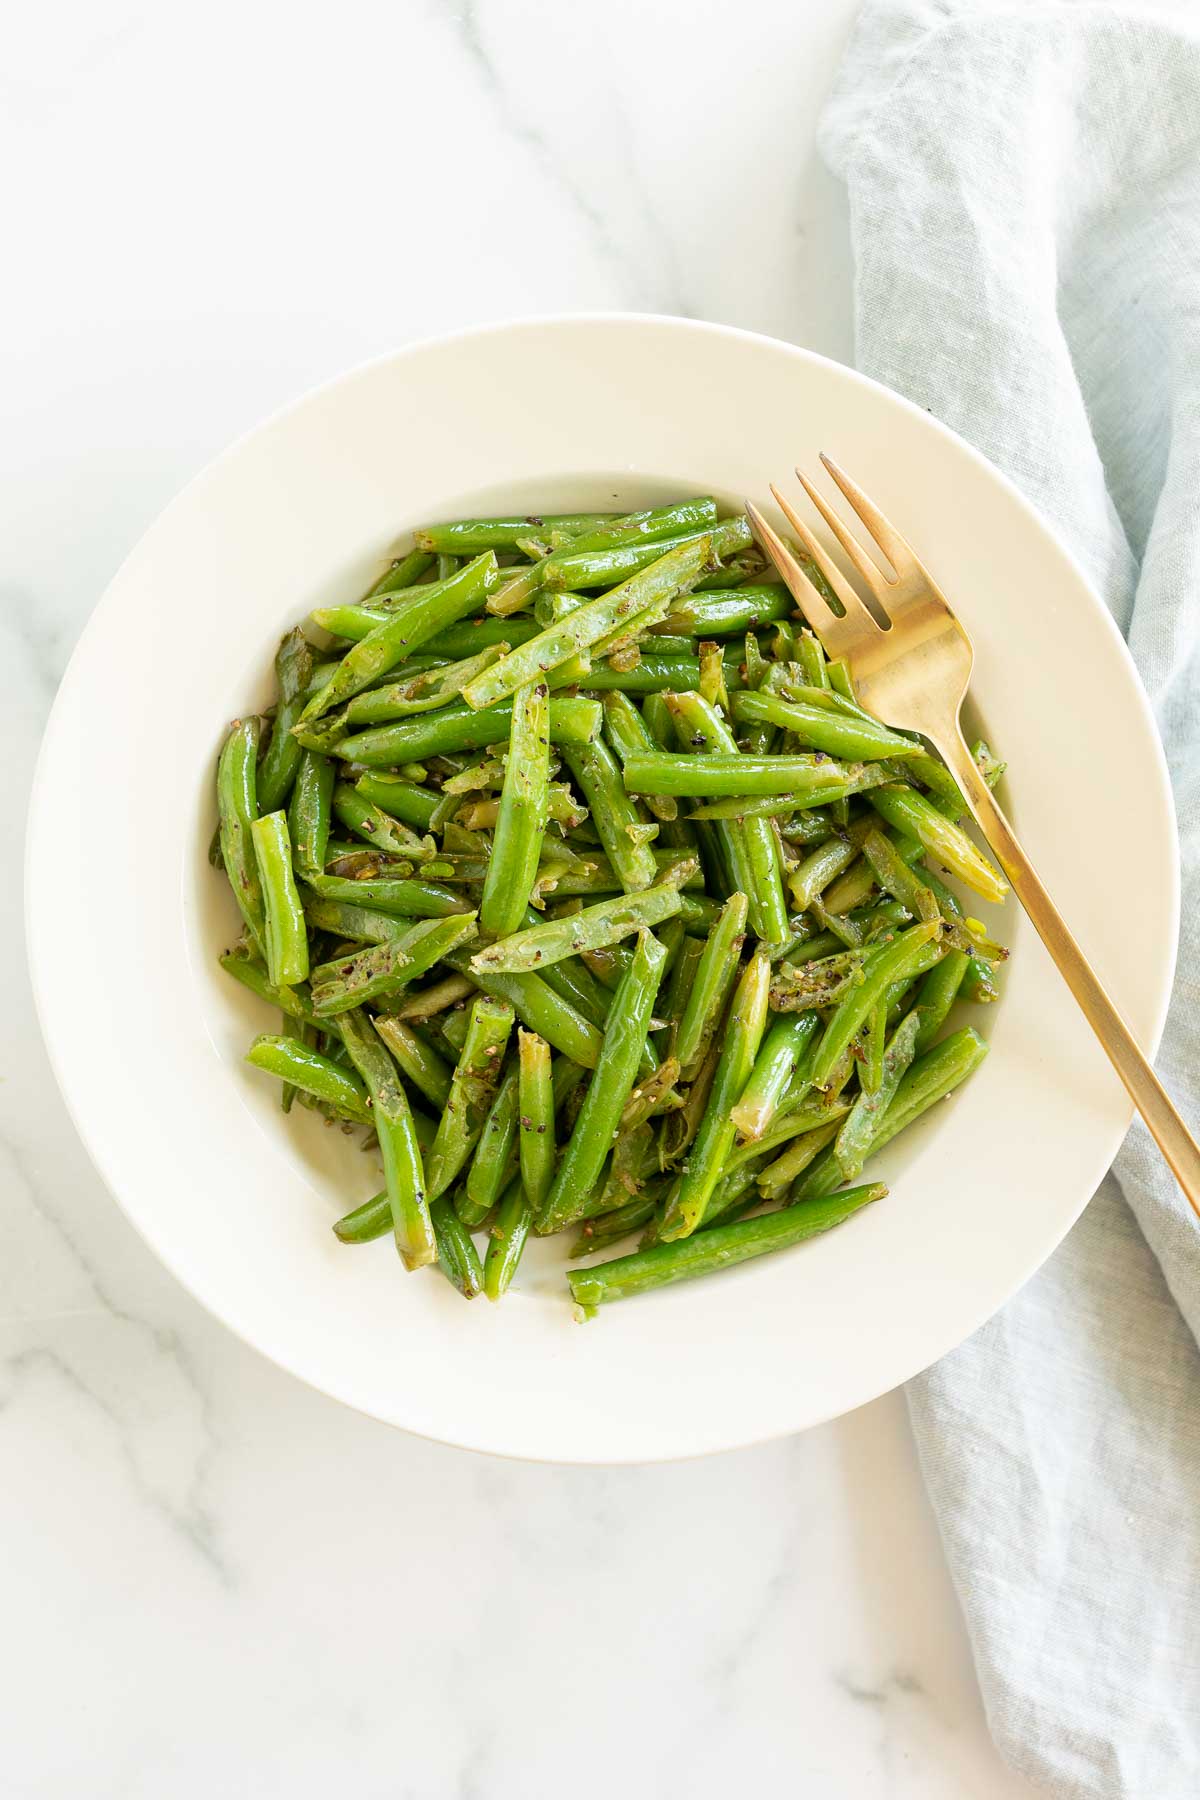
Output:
[{"xmin": 746, "ymin": 456, "xmax": 1200, "ymax": 1218}]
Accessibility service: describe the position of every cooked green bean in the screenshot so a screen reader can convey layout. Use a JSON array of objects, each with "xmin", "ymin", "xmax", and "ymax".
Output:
[
  {"xmin": 665, "ymin": 693, "xmax": 788, "ymax": 944},
  {"xmin": 258, "ymin": 630, "xmax": 313, "ymax": 812},
  {"xmin": 415, "ymin": 513, "xmax": 620, "ymax": 553},
  {"xmin": 424, "ymin": 996, "xmax": 515, "ymax": 1200},
  {"xmin": 310, "ymin": 914, "xmax": 477, "ymax": 1015},
  {"xmin": 472, "ymin": 880, "xmax": 683, "ymax": 976},
  {"xmin": 304, "ymin": 873, "xmax": 472, "ymax": 918},
  {"xmin": 338, "ymin": 693, "xmax": 601, "ymax": 766},
  {"xmin": 538, "ymin": 931, "xmax": 668, "ymax": 1234},
  {"xmin": 250, "ymin": 811, "xmax": 309, "ymax": 987},
  {"xmin": 246, "ymin": 1034, "xmax": 371, "ymax": 1122},
  {"xmin": 541, "ymin": 516, "xmax": 749, "ymax": 593},
  {"xmin": 557, "ymin": 736, "xmax": 659, "ymax": 893},
  {"xmin": 462, "ymin": 538, "xmax": 715, "ymax": 712},
  {"xmin": 729, "ymin": 1012, "xmax": 820, "ymax": 1140},
  {"xmin": 331, "ymin": 782, "xmax": 428, "ymax": 859},
  {"xmin": 478, "ymin": 1175, "xmax": 531, "ymax": 1299},
  {"xmin": 868, "ymin": 785, "xmax": 1008, "ymax": 904},
  {"xmin": 364, "ymin": 546, "xmax": 436, "ymax": 599},
  {"xmin": 373, "ymin": 1014, "xmax": 454, "ymax": 1109},
  {"xmin": 339, "ymin": 1008, "xmax": 435, "ymax": 1268},
  {"xmin": 664, "ymin": 585, "xmax": 792, "ymax": 636},
  {"xmin": 304, "ymin": 553, "xmax": 501, "ymax": 720},
  {"xmin": 565, "ymin": 497, "xmax": 717, "ymax": 554},
  {"xmin": 518, "ymin": 1030, "xmax": 556, "ymax": 1214},
  {"xmin": 808, "ymin": 921, "xmax": 941, "ymax": 1088},
  {"xmin": 288, "ymin": 750, "xmax": 336, "ymax": 880},
  {"xmin": 480, "ymin": 681, "xmax": 550, "ymax": 936},
  {"xmin": 622, "ymin": 751, "xmax": 871, "ymax": 802},
  {"xmin": 570, "ymin": 1182, "xmax": 886, "ymax": 1309},
  {"xmin": 459, "ymin": 1069, "xmax": 520, "ymax": 1228},
  {"xmin": 601, "ymin": 691, "xmax": 677, "ymax": 822},
  {"xmin": 304, "ymin": 896, "xmax": 412, "ymax": 944},
  {"xmin": 732, "ymin": 689, "xmax": 920, "ymax": 762},
  {"xmin": 431, "ymin": 1197, "xmax": 484, "ymax": 1297},
  {"xmin": 217, "ymin": 717, "xmax": 267, "ymax": 954},
  {"xmin": 673, "ymin": 893, "xmax": 748, "ymax": 1077},
  {"xmin": 659, "ymin": 951, "xmax": 771, "ymax": 1239}
]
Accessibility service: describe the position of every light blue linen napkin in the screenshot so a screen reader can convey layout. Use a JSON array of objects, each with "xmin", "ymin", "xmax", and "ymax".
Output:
[{"xmin": 821, "ymin": 5, "xmax": 1200, "ymax": 1793}]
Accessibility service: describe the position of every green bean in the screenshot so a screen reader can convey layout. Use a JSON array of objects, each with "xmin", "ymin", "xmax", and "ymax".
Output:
[
  {"xmin": 362, "ymin": 546, "xmax": 436, "ymax": 599},
  {"xmin": 219, "ymin": 947, "xmax": 326, "ymax": 1033},
  {"xmin": 788, "ymin": 833, "xmax": 860, "ymax": 914},
  {"xmin": 431, "ymin": 1198, "xmax": 484, "ymax": 1297},
  {"xmin": 560, "ymin": 499, "xmax": 718, "ymax": 557},
  {"xmin": 304, "ymin": 873, "xmax": 472, "ymax": 918},
  {"xmin": 391, "ymin": 974, "xmax": 477, "ymax": 1022},
  {"xmin": 414, "ymin": 513, "xmax": 620, "ymax": 553},
  {"xmin": 287, "ymin": 750, "xmax": 335, "ymax": 881},
  {"xmin": 424, "ymin": 996, "xmax": 516, "ymax": 1200},
  {"xmin": 462, "ymin": 538, "xmax": 715, "ymax": 712},
  {"xmin": 483, "ymin": 1174, "xmax": 534, "ymax": 1300},
  {"xmin": 558, "ymin": 734, "xmax": 658, "ymax": 892},
  {"xmin": 258, "ymin": 630, "xmax": 314, "ymax": 812},
  {"xmin": 518, "ymin": 1031, "xmax": 556, "ymax": 1214},
  {"xmin": 304, "ymin": 896, "xmax": 411, "ymax": 944},
  {"xmin": 665, "ymin": 693, "xmax": 788, "ymax": 944},
  {"xmin": 860, "ymin": 827, "xmax": 940, "ymax": 923},
  {"xmin": 697, "ymin": 547, "xmax": 767, "ymax": 588},
  {"xmin": 755, "ymin": 1117, "xmax": 847, "ymax": 1202},
  {"xmin": 373, "ymin": 1014, "xmax": 454, "ymax": 1109},
  {"xmin": 480, "ymin": 681, "xmax": 550, "ymax": 936},
  {"xmin": 673, "ymin": 893, "xmax": 748, "ymax": 1077},
  {"xmin": 731, "ymin": 689, "xmax": 920, "ymax": 763},
  {"xmin": 216, "ymin": 717, "xmax": 266, "ymax": 954},
  {"xmin": 304, "ymin": 554, "xmax": 501, "ymax": 721},
  {"xmin": 310, "ymin": 914, "xmax": 477, "ymax": 1015},
  {"xmin": 659, "ymin": 951, "xmax": 771, "ymax": 1239},
  {"xmin": 809, "ymin": 920, "xmax": 941, "ymax": 1088},
  {"xmin": 657, "ymin": 933, "xmax": 705, "ymax": 1053},
  {"xmin": 444, "ymin": 949, "xmax": 603, "ymax": 1067},
  {"xmin": 622, "ymin": 751, "xmax": 871, "ymax": 802},
  {"xmin": 459, "ymin": 1069, "xmax": 520, "ymax": 1227},
  {"xmin": 536, "ymin": 951, "xmax": 611, "ymax": 1029},
  {"xmin": 569, "ymin": 1182, "xmax": 885, "ymax": 1309},
  {"xmin": 246, "ymin": 1034, "xmax": 370, "ymax": 1122},
  {"xmin": 729, "ymin": 1012, "xmax": 820, "ymax": 1140},
  {"xmin": 868, "ymin": 785, "xmax": 1007, "ymax": 903},
  {"xmin": 535, "ymin": 846, "xmax": 703, "ymax": 896},
  {"xmin": 337, "ymin": 1008, "xmax": 434, "ymax": 1268},
  {"xmin": 577, "ymin": 653, "xmax": 734, "ymax": 695},
  {"xmin": 343, "ymin": 645, "xmax": 507, "ymax": 724},
  {"xmin": 471, "ymin": 879, "xmax": 683, "ymax": 976},
  {"xmin": 872, "ymin": 1025, "xmax": 989, "ymax": 1152},
  {"xmin": 861, "ymin": 1000, "xmax": 887, "ymax": 1093},
  {"xmin": 339, "ymin": 693, "xmax": 601, "ymax": 766},
  {"xmin": 571, "ymin": 1191, "xmax": 660, "ymax": 1256},
  {"xmin": 911, "ymin": 948, "xmax": 971, "ymax": 1051},
  {"xmin": 330, "ymin": 783, "xmax": 428, "ymax": 859},
  {"xmin": 250, "ymin": 811, "xmax": 310, "ymax": 987},
  {"xmin": 439, "ymin": 1008, "xmax": 470, "ymax": 1055},
  {"xmin": 601, "ymin": 691, "xmax": 676, "ymax": 822},
  {"xmin": 821, "ymin": 835, "xmax": 923, "ymax": 916},
  {"xmin": 792, "ymin": 1027, "xmax": 989, "ymax": 1205},
  {"xmin": 541, "ymin": 517, "xmax": 749, "ymax": 593},
  {"xmin": 834, "ymin": 1011, "xmax": 922, "ymax": 1179},
  {"xmin": 663, "ymin": 585, "xmax": 792, "ymax": 636},
  {"xmin": 538, "ymin": 930, "xmax": 668, "ymax": 1233}
]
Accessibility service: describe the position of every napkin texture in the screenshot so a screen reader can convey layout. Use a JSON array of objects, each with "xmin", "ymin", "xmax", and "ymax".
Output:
[{"xmin": 821, "ymin": 5, "xmax": 1200, "ymax": 1793}]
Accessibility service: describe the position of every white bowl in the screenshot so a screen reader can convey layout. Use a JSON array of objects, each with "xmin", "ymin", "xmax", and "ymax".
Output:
[{"xmin": 26, "ymin": 315, "xmax": 1178, "ymax": 1463}]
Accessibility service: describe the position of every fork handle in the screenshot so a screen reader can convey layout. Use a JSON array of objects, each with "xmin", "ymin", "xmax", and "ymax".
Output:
[{"xmin": 931, "ymin": 723, "xmax": 1200, "ymax": 1217}]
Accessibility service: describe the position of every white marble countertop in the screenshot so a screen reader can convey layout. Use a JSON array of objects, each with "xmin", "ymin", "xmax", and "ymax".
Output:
[{"xmin": 8, "ymin": 1, "xmax": 1180, "ymax": 1793}]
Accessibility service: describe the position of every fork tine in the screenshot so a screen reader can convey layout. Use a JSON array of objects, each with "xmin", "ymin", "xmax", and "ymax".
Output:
[
  {"xmin": 743, "ymin": 500, "xmax": 841, "ymax": 647},
  {"xmin": 817, "ymin": 453, "xmax": 920, "ymax": 579},
  {"xmin": 767, "ymin": 484, "xmax": 883, "ymax": 644},
  {"xmin": 795, "ymin": 469, "xmax": 890, "ymax": 603}
]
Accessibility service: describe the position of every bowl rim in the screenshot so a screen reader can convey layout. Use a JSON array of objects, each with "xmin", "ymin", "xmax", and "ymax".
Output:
[{"xmin": 24, "ymin": 311, "xmax": 1181, "ymax": 1462}]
